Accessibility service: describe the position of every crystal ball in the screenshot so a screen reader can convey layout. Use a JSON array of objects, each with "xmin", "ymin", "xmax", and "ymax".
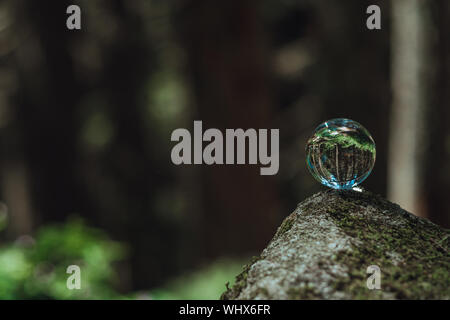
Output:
[{"xmin": 306, "ymin": 118, "xmax": 376, "ymax": 190}]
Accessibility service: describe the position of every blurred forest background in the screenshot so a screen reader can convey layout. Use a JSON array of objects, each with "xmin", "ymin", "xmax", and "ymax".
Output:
[{"xmin": 0, "ymin": 0, "xmax": 449, "ymax": 299}]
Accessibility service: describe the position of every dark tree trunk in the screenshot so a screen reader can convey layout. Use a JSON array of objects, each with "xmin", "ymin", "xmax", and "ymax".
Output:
[
  {"xmin": 426, "ymin": 0, "xmax": 450, "ymax": 228},
  {"xmin": 7, "ymin": 0, "xmax": 87, "ymax": 228},
  {"xmin": 176, "ymin": 0, "xmax": 281, "ymax": 257}
]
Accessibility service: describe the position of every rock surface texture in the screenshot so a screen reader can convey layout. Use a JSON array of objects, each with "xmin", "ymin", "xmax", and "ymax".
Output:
[{"xmin": 221, "ymin": 190, "xmax": 450, "ymax": 299}]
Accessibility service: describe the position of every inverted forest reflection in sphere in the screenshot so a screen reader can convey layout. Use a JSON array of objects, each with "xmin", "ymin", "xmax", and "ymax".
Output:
[{"xmin": 306, "ymin": 118, "xmax": 376, "ymax": 190}]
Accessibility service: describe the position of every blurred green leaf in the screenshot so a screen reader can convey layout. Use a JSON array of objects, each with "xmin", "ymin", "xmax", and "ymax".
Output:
[
  {"xmin": 146, "ymin": 258, "xmax": 246, "ymax": 300},
  {"xmin": 0, "ymin": 218, "xmax": 125, "ymax": 299}
]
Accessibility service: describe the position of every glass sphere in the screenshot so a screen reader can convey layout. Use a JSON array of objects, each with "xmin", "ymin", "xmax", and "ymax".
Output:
[{"xmin": 306, "ymin": 118, "xmax": 376, "ymax": 190}]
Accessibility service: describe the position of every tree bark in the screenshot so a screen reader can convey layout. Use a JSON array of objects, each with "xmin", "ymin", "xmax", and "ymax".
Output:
[{"xmin": 388, "ymin": 0, "xmax": 429, "ymax": 217}]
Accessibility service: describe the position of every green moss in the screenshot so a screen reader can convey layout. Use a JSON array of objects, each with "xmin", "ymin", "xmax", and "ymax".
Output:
[
  {"xmin": 221, "ymin": 190, "xmax": 449, "ymax": 300},
  {"xmin": 221, "ymin": 211, "xmax": 296, "ymax": 299},
  {"xmin": 220, "ymin": 255, "xmax": 261, "ymax": 300},
  {"xmin": 287, "ymin": 285, "xmax": 318, "ymax": 299},
  {"xmin": 326, "ymin": 190, "xmax": 450, "ymax": 299},
  {"xmin": 249, "ymin": 287, "xmax": 269, "ymax": 299},
  {"xmin": 274, "ymin": 213, "xmax": 297, "ymax": 238}
]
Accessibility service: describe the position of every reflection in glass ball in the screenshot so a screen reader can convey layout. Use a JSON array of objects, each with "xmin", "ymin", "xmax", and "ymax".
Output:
[{"xmin": 306, "ymin": 118, "xmax": 376, "ymax": 190}]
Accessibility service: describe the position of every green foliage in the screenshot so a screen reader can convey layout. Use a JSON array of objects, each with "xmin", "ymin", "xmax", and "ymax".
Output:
[
  {"xmin": 0, "ymin": 217, "xmax": 250, "ymax": 300},
  {"xmin": 312, "ymin": 128, "xmax": 376, "ymax": 153},
  {"xmin": 146, "ymin": 258, "xmax": 246, "ymax": 300},
  {"xmin": 0, "ymin": 218, "xmax": 125, "ymax": 299}
]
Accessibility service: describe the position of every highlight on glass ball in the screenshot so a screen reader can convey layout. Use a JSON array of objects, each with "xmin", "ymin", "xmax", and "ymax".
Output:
[{"xmin": 305, "ymin": 118, "xmax": 376, "ymax": 190}]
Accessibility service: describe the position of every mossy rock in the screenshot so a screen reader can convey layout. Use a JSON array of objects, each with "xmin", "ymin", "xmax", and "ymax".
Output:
[{"xmin": 221, "ymin": 190, "xmax": 450, "ymax": 300}]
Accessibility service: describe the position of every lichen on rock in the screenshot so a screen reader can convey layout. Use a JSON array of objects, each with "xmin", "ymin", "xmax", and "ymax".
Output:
[{"xmin": 221, "ymin": 190, "xmax": 450, "ymax": 300}]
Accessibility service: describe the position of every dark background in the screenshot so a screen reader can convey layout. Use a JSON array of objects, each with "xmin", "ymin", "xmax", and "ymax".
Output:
[{"xmin": 0, "ymin": 0, "xmax": 449, "ymax": 298}]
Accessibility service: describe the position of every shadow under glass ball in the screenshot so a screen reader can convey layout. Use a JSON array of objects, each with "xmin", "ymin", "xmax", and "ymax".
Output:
[{"xmin": 306, "ymin": 118, "xmax": 376, "ymax": 190}]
